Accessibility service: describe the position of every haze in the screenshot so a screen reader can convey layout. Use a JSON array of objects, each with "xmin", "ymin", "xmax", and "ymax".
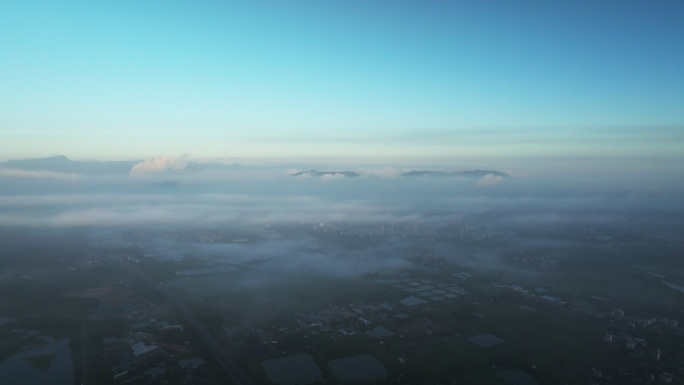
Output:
[{"xmin": 1, "ymin": 2, "xmax": 683, "ymax": 385}]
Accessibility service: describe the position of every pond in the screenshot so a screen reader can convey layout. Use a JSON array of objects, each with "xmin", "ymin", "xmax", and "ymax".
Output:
[
  {"xmin": 327, "ymin": 354, "xmax": 388, "ymax": 382},
  {"xmin": 260, "ymin": 352, "xmax": 323, "ymax": 385},
  {"xmin": 0, "ymin": 337, "xmax": 74, "ymax": 385},
  {"xmin": 497, "ymin": 369, "xmax": 539, "ymax": 385},
  {"xmin": 467, "ymin": 333, "xmax": 506, "ymax": 348}
]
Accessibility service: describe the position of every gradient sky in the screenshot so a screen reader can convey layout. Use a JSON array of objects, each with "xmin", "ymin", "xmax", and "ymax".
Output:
[{"xmin": 1, "ymin": 1, "xmax": 683, "ymax": 162}]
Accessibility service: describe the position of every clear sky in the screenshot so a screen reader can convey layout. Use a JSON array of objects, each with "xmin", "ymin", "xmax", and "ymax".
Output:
[{"xmin": 1, "ymin": 1, "xmax": 683, "ymax": 162}]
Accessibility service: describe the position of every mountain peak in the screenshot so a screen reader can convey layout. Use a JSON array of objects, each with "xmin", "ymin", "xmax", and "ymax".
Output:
[
  {"xmin": 402, "ymin": 169, "xmax": 509, "ymax": 178},
  {"xmin": 47, "ymin": 155, "xmax": 70, "ymax": 161},
  {"xmin": 290, "ymin": 170, "xmax": 360, "ymax": 177}
]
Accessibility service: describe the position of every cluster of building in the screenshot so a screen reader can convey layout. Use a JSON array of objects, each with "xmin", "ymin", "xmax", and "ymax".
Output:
[
  {"xmin": 514, "ymin": 254, "xmax": 559, "ymax": 271},
  {"xmin": 62, "ymin": 286, "xmax": 150, "ymax": 321},
  {"xmin": 606, "ymin": 308, "xmax": 681, "ymax": 337},
  {"xmin": 103, "ymin": 331, "xmax": 204, "ymax": 382},
  {"xmin": 61, "ymin": 275, "xmax": 213, "ymax": 383},
  {"xmin": 306, "ymin": 220, "xmax": 495, "ymax": 241},
  {"xmin": 588, "ymin": 361, "xmax": 679, "ymax": 385},
  {"xmin": 488, "ymin": 282, "xmax": 567, "ymax": 306},
  {"xmin": 611, "ymin": 311, "xmax": 680, "ymax": 335}
]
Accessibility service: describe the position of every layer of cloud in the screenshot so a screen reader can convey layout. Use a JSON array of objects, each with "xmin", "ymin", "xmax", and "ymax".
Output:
[
  {"xmin": 0, "ymin": 193, "xmax": 406, "ymax": 228},
  {"xmin": 1, "ymin": 167, "xmax": 683, "ymax": 230},
  {"xmin": 0, "ymin": 168, "xmax": 78, "ymax": 180}
]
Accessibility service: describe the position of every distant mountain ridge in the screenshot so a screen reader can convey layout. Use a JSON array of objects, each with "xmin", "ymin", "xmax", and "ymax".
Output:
[
  {"xmin": 290, "ymin": 170, "xmax": 361, "ymax": 177},
  {"xmin": 291, "ymin": 169, "xmax": 509, "ymax": 178},
  {"xmin": 402, "ymin": 169, "xmax": 509, "ymax": 178},
  {"xmin": 0, "ymin": 155, "xmax": 243, "ymax": 175},
  {"xmin": 0, "ymin": 155, "xmax": 139, "ymax": 175},
  {"xmin": 2, "ymin": 157, "xmax": 509, "ymax": 179}
]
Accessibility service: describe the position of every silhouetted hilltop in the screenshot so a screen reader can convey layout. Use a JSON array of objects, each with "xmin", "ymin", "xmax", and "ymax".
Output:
[
  {"xmin": 290, "ymin": 170, "xmax": 361, "ymax": 177},
  {"xmin": 289, "ymin": 169, "xmax": 509, "ymax": 179},
  {"xmin": 0, "ymin": 155, "xmax": 139, "ymax": 175},
  {"xmin": 0, "ymin": 156, "xmax": 244, "ymax": 176},
  {"xmin": 402, "ymin": 169, "xmax": 509, "ymax": 178}
]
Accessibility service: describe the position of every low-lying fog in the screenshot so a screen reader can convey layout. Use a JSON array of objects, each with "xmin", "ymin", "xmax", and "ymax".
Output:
[{"xmin": 2, "ymin": 155, "xmax": 683, "ymax": 325}]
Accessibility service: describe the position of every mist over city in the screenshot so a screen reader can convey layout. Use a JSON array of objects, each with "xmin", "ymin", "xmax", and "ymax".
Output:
[
  {"xmin": 2, "ymin": 152, "xmax": 683, "ymax": 385},
  {"xmin": 2, "ymin": 1, "xmax": 684, "ymax": 385}
]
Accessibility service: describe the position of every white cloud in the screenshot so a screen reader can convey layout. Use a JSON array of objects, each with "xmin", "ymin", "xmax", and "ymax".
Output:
[
  {"xmin": 357, "ymin": 167, "xmax": 401, "ymax": 178},
  {"xmin": 129, "ymin": 154, "xmax": 190, "ymax": 176},
  {"xmin": 320, "ymin": 173, "xmax": 346, "ymax": 180},
  {"xmin": 477, "ymin": 174, "xmax": 503, "ymax": 187}
]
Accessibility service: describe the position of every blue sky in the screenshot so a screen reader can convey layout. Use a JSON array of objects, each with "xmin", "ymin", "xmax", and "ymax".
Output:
[{"xmin": 1, "ymin": 1, "xmax": 683, "ymax": 163}]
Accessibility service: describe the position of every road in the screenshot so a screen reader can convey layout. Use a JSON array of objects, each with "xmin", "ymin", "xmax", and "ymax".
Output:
[
  {"xmin": 107, "ymin": 256, "xmax": 256, "ymax": 385},
  {"xmin": 81, "ymin": 319, "xmax": 87, "ymax": 385}
]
